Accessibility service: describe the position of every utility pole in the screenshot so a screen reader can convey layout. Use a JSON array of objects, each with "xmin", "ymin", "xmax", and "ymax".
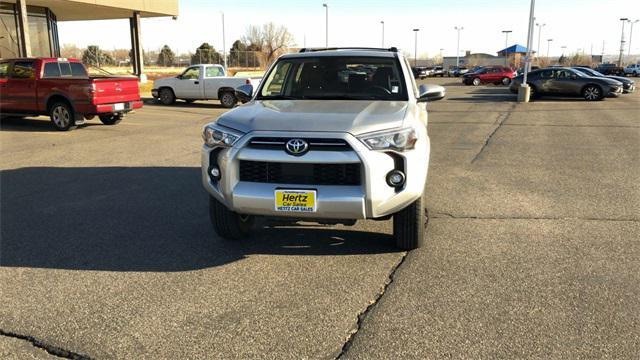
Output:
[
  {"xmin": 519, "ymin": 0, "xmax": 535, "ymax": 103},
  {"xmin": 535, "ymin": 22, "xmax": 545, "ymax": 58},
  {"xmin": 502, "ymin": 30, "xmax": 512, "ymax": 66},
  {"xmin": 547, "ymin": 38, "xmax": 553, "ymax": 59},
  {"xmin": 629, "ymin": 20, "xmax": 639, "ymax": 57},
  {"xmin": 454, "ymin": 26, "xmax": 463, "ymax": 67},
  {"xmin": 381, "ymin": 20, "xmax": 385, "ymax": 47},
  {"xmin": 619, "ymin": 18, "xmax": 629, "ymax": 66},
  {"xmin": 221, "ymin": 12, "xmax": 226, "ymax": 69},
  {"xmin": 413, "ymin": 28, "xmax": 420, "ymax": 67},
  {"xmin": 323, "ymin": 4, "xmax": 329, "ymax": 48}
]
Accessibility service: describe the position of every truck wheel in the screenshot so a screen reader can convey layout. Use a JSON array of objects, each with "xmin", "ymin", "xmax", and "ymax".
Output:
[
  {"xmin": 220, "ymin": 92, "xmax": 237, "ymax": 108},
  {"xmin": 49, "ymin": 102, "xmax": 76, "ymax": 131},
  {"xmin": 209, "ymin": 196, "xmax": 254, "ymax": 240},
  {"xmin": 472, "ymin": 78, "xmax": 481, "ymax": 86},
  {"xmin": 159, "ymin": 88, "xmax": 175, "ymax": 105},
  {"xmin": 393, "ymin": 193, "xmax": 426, "ymax": 250},
  {"xmin": 99, "ymin": 113, "xmax": 123, "ymax": 125}
]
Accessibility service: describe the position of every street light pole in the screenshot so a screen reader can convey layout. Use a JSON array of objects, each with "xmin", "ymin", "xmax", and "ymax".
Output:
[
  {"xmin": 522, "ymin": 0, "xmax": 535, "ymax": 93},
  {"xmin": 502, "ymin": 30, "xmax": 512, "ymax": 66},
  {"xmin": 547, "ymin": 38, "xmax": 553, "ymax": 59},
  {"xmin": 221, "ymin": 11, "xmax": 226, "ymax": 70},
  {"xmin": 323, "ymin": 3, "xmax": 329, "ymax": 48},
  {"xmin": 619, "ymin": 18, "xmax": 629, "ymax": 66},
  {"xmin": 535, "ymin": 22, "xmax": 546, "ymax": 58},
  {"xmin": 413, "ymin": 28, "xmax": 420, "ymax": 67},
  {"xmin": 454, "ymin": 26, "xmax": 463, "ymax": 67},
  {"xmin": 629, "ymin": 20, "xmax": 639, "ymax": 57},
  {"xmin": 381, "ymin": 20, "xmax": 385, "ymax": 48}
]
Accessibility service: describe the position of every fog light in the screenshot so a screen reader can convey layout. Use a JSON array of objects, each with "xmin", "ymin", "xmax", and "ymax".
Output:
[
  {"xmin": 386, "ymin": 170, "xmax": 405, "ymax": 187},
  {"xmin": 210, "ymin": 166, "xmax": 221, "ymax": 180}
]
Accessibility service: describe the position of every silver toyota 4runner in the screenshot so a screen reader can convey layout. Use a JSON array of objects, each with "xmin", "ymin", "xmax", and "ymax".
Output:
[{"xmin": 201, "ymin": 48, "xmax": 445, "ymax": 250}]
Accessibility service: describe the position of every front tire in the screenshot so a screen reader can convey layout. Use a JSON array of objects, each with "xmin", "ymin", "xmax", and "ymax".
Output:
[
  {"xmin": 159, "ymin": 88, "xmax": 176, "ymax": 105},
  {"xmin": 219, "ymin": 91, "xmax": 238, "ymax": 108},
  {"xmin": 99, "ymin": 113, "xmax": 123, "ymax": 125},
  {"xmin": 209, "ymin": 196, "xmax": 254, "ymax": 240},
  {"xmin": 582, "ymin": 85, "xmax": 603, "ymax": 101},
  {"xmin": 472, "ymin": 78, "xmax": 481, "ymax": 86},
  {"xmin": 49, "ymin": 102, "xmax": 76, "ymax": 131},
  {"xmin": 393, "ymin": 193, "xmax": 426, "ymax": 250},
  {"xmin": 502, "ymin": 77, "xmax": 511, "ymax": 85}
]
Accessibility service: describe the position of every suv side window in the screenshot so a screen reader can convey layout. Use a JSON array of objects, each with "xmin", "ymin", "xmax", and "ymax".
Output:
[
  {"xmin": 10, "ymin": 61, "xmax": 35, "ymax": 79},
  {"xmin": 0, "ymin": 62, "xmax": 8, "ymax": 78}
]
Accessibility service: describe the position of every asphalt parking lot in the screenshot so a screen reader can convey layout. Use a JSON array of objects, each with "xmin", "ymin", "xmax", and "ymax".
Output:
[{"xmin": 1, "ymin": 79, "xmax": 639, "ymax": 359}]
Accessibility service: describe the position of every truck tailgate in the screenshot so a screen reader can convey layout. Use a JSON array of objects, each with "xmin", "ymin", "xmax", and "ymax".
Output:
[{"xmin": 91, "ymin": 77, "xmax": 140, "ymax": 105}]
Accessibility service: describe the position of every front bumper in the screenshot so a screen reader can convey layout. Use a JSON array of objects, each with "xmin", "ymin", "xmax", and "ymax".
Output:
[
  {"xmin": 623, "ymin": 84, "xmax": 635, "ymax": 93},
  {"xmin": 201, "ymin": 131, "xmax": 430, "ymax": 220},
  {"xmin": 607, "ymin": 86, "xmax": 624, "ymax": 97}
]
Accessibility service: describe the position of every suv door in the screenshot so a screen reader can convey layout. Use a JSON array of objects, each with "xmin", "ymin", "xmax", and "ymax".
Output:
[
  {"xmin": 173, "ymin": 66, "xmax": 203, "ymax": 99},
  {"xmin": 7, "ymin": 60, "xmax": 37, "ymax": 112}
]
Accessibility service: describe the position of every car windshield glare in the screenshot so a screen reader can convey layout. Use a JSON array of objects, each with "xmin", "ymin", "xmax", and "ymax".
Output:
[{"xmin": 257, "ymin": 56, "xmax": 408, "ymax": 101}]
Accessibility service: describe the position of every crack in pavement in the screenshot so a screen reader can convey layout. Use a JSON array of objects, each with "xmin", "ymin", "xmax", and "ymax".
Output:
[
  {"xmin": 334, "ymin": 251, "xmax": 409, "ymax": 359},
  {"xmin": 431, "ymin": 212, "xmax": 639, "ymax": 223},
  {"xmin": 0, "ymin": 330, "xmax": 92, "ymax": 360},
  {"xmin": 470, "ymin": 104, "xmax": 516, "ymax": 164}
]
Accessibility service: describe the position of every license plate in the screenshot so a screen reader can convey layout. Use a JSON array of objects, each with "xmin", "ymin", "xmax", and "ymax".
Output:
[
  {"xmin": 113, "ymin": 103, "xmax": 125, "ymax": 111},
  {"xmin": 275, "ymin": 190, "xmax": 316, "ymax": 213}
]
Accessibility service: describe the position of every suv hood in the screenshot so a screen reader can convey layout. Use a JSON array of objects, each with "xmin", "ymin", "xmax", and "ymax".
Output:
[{"xmin": 217, "ymin": 100, "xmax": 409, "ymax": 135}]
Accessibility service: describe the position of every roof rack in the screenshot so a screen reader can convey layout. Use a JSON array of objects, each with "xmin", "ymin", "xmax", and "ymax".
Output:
[{"xmin": 298, "ymin": 47, "xmax": 399, "ymax": 53}]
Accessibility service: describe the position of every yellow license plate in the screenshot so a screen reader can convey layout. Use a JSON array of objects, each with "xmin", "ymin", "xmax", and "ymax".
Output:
[{"xmin": 275, "ymin": 190, "xmax": 316, "ymax": 212}]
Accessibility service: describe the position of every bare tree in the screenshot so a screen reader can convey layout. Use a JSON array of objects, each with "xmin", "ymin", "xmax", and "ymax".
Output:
[{"xmin": 242, "ymin": 22, "xmax": 294, "ymax": 66}]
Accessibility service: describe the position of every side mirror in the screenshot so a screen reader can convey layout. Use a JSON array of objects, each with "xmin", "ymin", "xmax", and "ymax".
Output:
[
  {"xmin": 235, "ymin": 84, "xmax": 254, "ymax": 104},
  {"xmin": 417, "ymin": 84, "xmax": 446, "ymax": 102}
]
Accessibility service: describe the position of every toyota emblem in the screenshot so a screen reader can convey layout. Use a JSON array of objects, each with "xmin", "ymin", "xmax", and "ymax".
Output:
[{"xmin": 285, "ymin": 139, "xmax": 309, "ymax": 156}]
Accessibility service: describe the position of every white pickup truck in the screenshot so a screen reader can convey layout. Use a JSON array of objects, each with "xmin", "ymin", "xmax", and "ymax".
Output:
[
  {"xmin": 151, "ymin": 64, "xmax": 262, "ymax": 108},
  {"xmin": 624, "ymin": 64, "xmax": 640, "ymax": 77}
]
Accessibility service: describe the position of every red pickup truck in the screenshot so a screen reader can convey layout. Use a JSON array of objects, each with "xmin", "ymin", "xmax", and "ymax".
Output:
[{"xmin": 0, "ymin": 58, "xmax": 142, "ymax": 131}]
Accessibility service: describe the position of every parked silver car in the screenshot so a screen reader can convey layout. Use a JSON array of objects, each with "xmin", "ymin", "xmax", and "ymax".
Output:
[{"xmin": 510, "ymin": 67, "xmax": 623, "ymax": 100}]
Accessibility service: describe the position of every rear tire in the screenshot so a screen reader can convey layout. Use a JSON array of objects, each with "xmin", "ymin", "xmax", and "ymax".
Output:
[
  {"xmin": 220, "ymin": 91, "xmax": 238, "ymax": 108},
  {"xmin": 393, "ymin": 193, "xmax": 426, "ymax": 250},
  {"xmin": 582, "ymin": 85, "xmax": 603, "ymax": 101},
  {"xmin": 209, "ymin": 196, "xmax": 254, "ymax": 240},
  {"xmin": 99, "ymin": 113, "xmax": 123, "ymax": 125},
  {"xmin": 49, "ymin": 102, "xmax": 76, "ymax": 131},
  {"xmin": 472, "ymin": 78, "xmax": 481, "ymax": 86},
  {"xmin": 159, "ymin": 88, "xmax": 176, "ymax": 105}
]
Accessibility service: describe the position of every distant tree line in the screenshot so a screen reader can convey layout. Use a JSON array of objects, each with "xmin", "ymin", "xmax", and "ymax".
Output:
[{"xmin": 61, "ymin": 22, "xmax": 295, "ymax": 69}]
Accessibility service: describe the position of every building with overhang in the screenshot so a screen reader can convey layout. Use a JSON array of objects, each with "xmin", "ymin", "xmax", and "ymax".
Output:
[{"xmin": 0, "ymin": 0, "xmax": 178, "ymax": 76}]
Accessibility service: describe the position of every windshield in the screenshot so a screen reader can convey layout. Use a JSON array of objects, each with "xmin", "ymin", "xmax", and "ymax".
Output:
[{"xmin": 257, "ymin": 56, "xmax": 408, "ymax": 101}]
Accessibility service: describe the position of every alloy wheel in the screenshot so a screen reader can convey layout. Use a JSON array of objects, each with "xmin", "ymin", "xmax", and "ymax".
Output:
[
  {"xmin": 584, "ymin": 86, "xmax": 600, "ymax": 100},
  {"xmin": 52, "ymin": 106, "xmax": 70, "ymax": 128}
]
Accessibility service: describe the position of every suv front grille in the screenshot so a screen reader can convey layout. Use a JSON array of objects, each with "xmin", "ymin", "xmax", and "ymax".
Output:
[
  {"xmin": 248, "ymin": 137, "xmax": 351, "ymax": 151},
  {"xmin": 239, "ymin": 161, "xmax": 361, "ymax": 186}
]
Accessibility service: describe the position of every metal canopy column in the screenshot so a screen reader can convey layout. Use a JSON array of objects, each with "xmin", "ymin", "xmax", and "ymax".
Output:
[
  {"xmin": 129, "ymin": 11, "xmax": 144, "ymax": 77},
  {"xmin": 16, "ymin": 0, "xmax": 31, "ymax": 57}
]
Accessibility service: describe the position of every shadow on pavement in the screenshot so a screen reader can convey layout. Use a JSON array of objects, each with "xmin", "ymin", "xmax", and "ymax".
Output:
[
  {"xmin": 0, "ymin": 117, "xmax": 104, "ymax": 133},
  {"xmin": 0, "ymin": 167, "xmax": 398, "ymax": 272},
  {"xmin": 142, "ymin": 97, "xmax": 225, "ymax": 109}
]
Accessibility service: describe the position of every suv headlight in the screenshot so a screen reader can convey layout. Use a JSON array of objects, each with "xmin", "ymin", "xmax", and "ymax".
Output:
[
  {"xmin": 202, "ymin": 124, "xmax": 243, "ymax": 148},
  {"xmin": 358, "ymin": 128, "xmax": 418, "ymax": 152}
]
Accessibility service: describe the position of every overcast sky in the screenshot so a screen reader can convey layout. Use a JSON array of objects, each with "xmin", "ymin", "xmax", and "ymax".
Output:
[{"xmin": 58, "ymin": 0, "xmax": 640, "ymax": 58}]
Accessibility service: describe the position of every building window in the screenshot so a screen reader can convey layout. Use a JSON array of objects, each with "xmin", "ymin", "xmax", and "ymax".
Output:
[
  {"xmin": 0, "ymin": 4, "xmax": 21, "ymax": 58},
  {"xmin": 27, "ymin": 5, "xmax": 52, "ymax": 57}
]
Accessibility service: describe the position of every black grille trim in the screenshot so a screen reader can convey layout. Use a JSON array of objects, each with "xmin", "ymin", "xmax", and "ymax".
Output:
[
  {"xmin": 247, "ymin": 137, "xmax": 352, "ymax": 151},
  {"xmin": 239, "ymin": 161, "xmax": 361, "ymax": 186}
]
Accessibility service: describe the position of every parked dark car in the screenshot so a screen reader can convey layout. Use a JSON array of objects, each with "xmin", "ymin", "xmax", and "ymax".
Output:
[
  {"xmin": 573, "ymin": 66, "xmax": 635, "ymax": 93},
  {"xmin": 463, "ymin": 66, "xmax": 514, "ymax": 86},
  {"xmin": 595, "ymin": 63, "xmax": 624, "ymax": 76},
  {"xmin": 509, "ymin": 67, "xmax": 624, "ymax": 101}
]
